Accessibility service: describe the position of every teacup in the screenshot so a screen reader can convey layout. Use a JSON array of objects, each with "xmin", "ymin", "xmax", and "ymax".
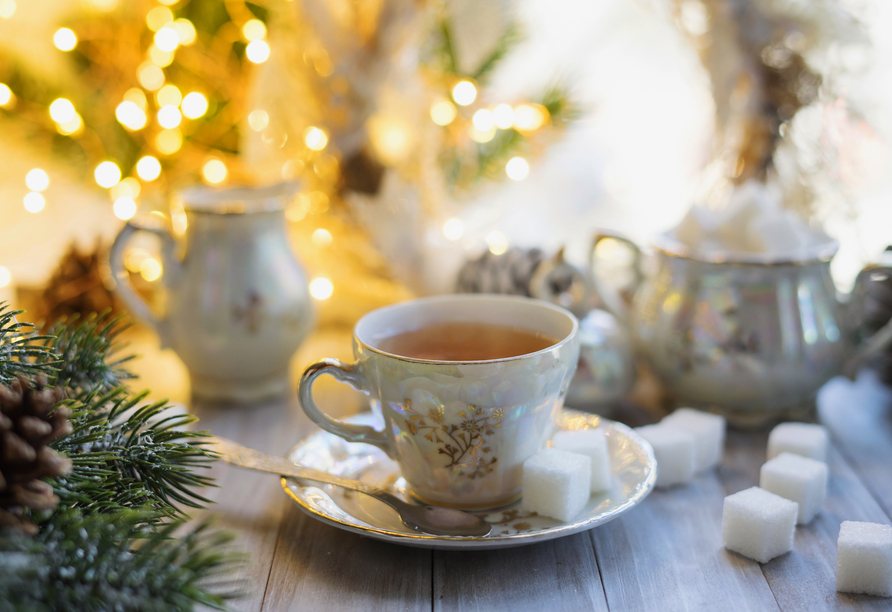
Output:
[{"xmin": 297, "ymin": 295, "xmax": 580, "ymax": 509}]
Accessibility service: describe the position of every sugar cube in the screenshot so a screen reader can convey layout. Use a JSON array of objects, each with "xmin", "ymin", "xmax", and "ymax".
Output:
[
  {"xmin": 661, "ymin": 408, "xmax": 726, "ymax": 472},
  {"xmin": 760, "ymin": 452, "xmax": 828, "ymax": 524},
  {"xmin": 722, "ymin": 486, "xmax": 798, "ymax": 563},
  {"xmin": 836, "ymin": 521, "xmax": 892, "ymax": 597},
  {"xmin": 767, "ymin": 422, "xmax": 828, "ymax": 462},
  {"xmin": 552, "ymin": 429, "xmax": 611, "ymax": 492},
  {"xmin": 635, "ymin": 424, "xmax": 696, "ymax": 487},
  {"xmin": 522, "ymin": 448, "xmax": 591, "ymax": 522}
]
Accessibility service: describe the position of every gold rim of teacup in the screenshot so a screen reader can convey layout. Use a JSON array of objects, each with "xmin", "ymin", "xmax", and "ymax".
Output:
[
  {"xmin": 353, "ymin": 294, "xmax": 580, "ymax": 366},
  {"xmin": 650, "ymin": 232, "xmax": 840, "ymax": 267}
]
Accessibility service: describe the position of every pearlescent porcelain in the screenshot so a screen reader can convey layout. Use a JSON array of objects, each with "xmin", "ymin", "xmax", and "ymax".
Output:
[
  {"xmin": 592, "ymin": 231, "xmax": 892, "ymax": 426},
  {"xmin": 110, "ymin": 183, "xmax": 313, "ymax": 402},
  {"xmin": 298, "ymin": 295, "xmax": 580, "ymax": 509},
  {"xmin": 282, "ymin": 410, "xmax": 657, "ymax": 549}
]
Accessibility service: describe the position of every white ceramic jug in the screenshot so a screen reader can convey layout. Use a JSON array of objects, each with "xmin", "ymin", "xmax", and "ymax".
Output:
[{"xmin": 109, "ymin": 183, "xmax": 314, "ymax": 402}]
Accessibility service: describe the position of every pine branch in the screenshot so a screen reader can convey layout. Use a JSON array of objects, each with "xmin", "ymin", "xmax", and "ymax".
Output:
[
  {"xmin": 470, "ymin": 23, "xmax": 522, "ymax": 84},
  {"xmin": 51, "ymin": 386, "xmax": 217, "ymax": 520},
  {"xmin": 0, "ymin": 509, "xmax": 244, "ymax": 612},
  {"xmin": 44, "ymin": 312, "xmax": 136, "ymax": 392},
  {"xmin": 0, "ymin": 302, "xmax": 58, "ymax": 385}
]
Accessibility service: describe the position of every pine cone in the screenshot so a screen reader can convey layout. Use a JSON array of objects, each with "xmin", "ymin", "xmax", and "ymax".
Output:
[{"xmin": 0, "ymin": 377, "xmax": 71, "ymax": 534}]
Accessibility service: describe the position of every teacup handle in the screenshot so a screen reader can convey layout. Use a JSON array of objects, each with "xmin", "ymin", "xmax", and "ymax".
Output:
[
  {"xmin": 590, "ymin": 230, "xmax": 645, "ymax": 322},
  {"xmin": 298, "ymin": 359, "xmax": 392, "ymax": 457}
]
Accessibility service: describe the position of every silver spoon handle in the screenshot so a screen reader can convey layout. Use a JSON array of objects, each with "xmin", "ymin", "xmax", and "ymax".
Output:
[{"xmin": 209, "ymin": 435, "xmax": 385, "ymax": 498}]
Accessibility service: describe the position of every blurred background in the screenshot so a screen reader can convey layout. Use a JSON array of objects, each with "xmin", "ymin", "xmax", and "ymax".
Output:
[{"xmin": 1, "ymin": 0, "xmax": 890, "ymax": 404}]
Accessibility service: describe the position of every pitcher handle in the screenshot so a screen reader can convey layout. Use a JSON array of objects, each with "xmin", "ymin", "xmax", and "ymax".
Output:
[
  {"xmin": 108, "ymin": 219, "xmax": 178, "ymax": 346},
  {"xmin": 298, "ymin": 359, "xmax": 392, "ymax": 457},
  {"xmin": 590, "ymin": 230, "xmax": 645, "ymax": 322},
  {"xmin": 843, "ymin": 264, "xmax": 892, "ymax": 378}
]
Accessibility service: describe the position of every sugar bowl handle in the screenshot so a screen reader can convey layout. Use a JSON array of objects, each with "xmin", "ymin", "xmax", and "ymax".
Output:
[
  {"xmin": 298, "ymin": 359, "xmax": 392, "ymax": 457},
  {"xmin": 590, "ymin": 230, "xmax": 645, "ymax": 322},
  {"xmin": 843, "ymin": 264, "xmax": 892, "ymax": 378},
  {"xmin": 108, "ymin": 219, "xmax": 179, "ymax": 347}
]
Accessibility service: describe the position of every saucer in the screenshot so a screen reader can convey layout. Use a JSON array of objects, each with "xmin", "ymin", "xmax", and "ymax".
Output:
[{"xmin": 281, "ymin": 408, "xmax": 656, "ymax": 550}]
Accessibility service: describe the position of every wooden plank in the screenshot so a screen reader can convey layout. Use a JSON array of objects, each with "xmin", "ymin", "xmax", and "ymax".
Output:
[
  {"xmin": 818, "ymin": 372, "xmax": 892, "ymax": 520},
  {"xmin": 591, "ymin": 474, "xmax": 780, "ymax": 612},
  {"xmin": 720, "ymin": 429, "xmax": 892, "ymax": 611},
  {"xmin": 433, "ymin": 533, "xmax": 607, "ymax": 612},
  {"xmin": 261, "ymin": 504, "xmax": 432, "ymax": 612}
]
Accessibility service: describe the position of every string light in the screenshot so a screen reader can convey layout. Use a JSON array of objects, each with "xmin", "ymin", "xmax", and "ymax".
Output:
[
  {"xmin": 156, "ymin": 84, "xmax": 182, "ymax": 107},
  {"xmin": 0, "ymin": 0, "xmax": 15, "ymax": 19},
  {"xmin": 486, "ymin": 230, "xmax": 509, "ymax": 255},
  {"xmin": 157, "ymin": 105, "xmax": 182, "ymax": 129},
  {"xmin": 155, "ymin": 128, "xmax": 182, "ymax": 154},
  {"xmin": 242, "ymin": 19, "xmax": 266, "ymax": 41},
  {"xmin": 94, "ymin": 161, "xmax": 121, "ymax": 188},
  {"xmin": 505, "ymin": 156, "xmax": 529, "ymax": 180},
  {"xmin": 138, "ymin": 62, "xmax": 165, "ymax": 90},
  {"xmin": 113, "ymin": 197, "xmax": 137, "ymax": 220},
  {"xmin": 443, "ymin": 218, "xmax": 464, "ymax": 240},
  {"xmin": 172, "ymin": 19, "xmax": 196, "ymax": 45},
  {"xmin": 181, "ymin": 92, "xmax": 208, "ymax": 118},
  {"xmin": 111, "ymin": 177, "xmax": 140, "ymax": 200},
  {"xmin": 25, "ymin": 169, "xmax": 49, "ymax": 192},
  {"xmin": 0, "ymin": 266, "xmax": 10, "ymax": 288},
  {"xmin": 54, "ymin": 28, "xmax": 77, "ymax": 51},
  {"xmin": 304, "ymin": 126, "xmax": 328, "ymax": 150},
  {"xmin": 23, "ymin": 192, "xmax": 45, "ymax": 213},
  {"xmin": 139, "ymin": 257, "xmax": 162, "ymax": 281},
  {"xmin": 115, "ymin": 101, "xmax": 147, "ymax": 130},
  {"xmin": 154, "ymin": 26, "xmax": 179, "ymax": 52},
  {"xmin": 309, "ymin": 277, "xmax": 333, "ymax": 300},
  {"xmin": 311, "ymin": 228, "xmax": 332, "ymax": 248},
  {"xmin": 246, "ymin": 40, "xmax": 270, "ymax": 63},
  {"xmin": 136, "ymin": 156, "xmax": 161, "ymax": 181},
  {"xmin": 248, "ymin": 110, "xmax": 269, "ymax": 131},
  {"xmin": 146, "ymin": 7, "xmax": 172, "ymax": 32},
  {"xmin": 49, "ymin": 99, "xmax": 76, "ymax": 124},
  {"xmin": 0, "ymin": 83, "xmax": 13, "ymax": 107},
  {"xmin": 492, "ymin": 104, "xmax": 514, "ymax": 129},
  {"xmin": 430, "ymin": 100, "xmax": 457, "ymax": 126},
  {"xmin": 149, "ymin": 45, "xmax": 174, "ymax": 68},
  {"xmin": 202, "ymin": 158, "xmax": 227, "ymax": 183},
  {"xmin": 452, "ymin": 81, "xmax": 477, "ymax": 106}
]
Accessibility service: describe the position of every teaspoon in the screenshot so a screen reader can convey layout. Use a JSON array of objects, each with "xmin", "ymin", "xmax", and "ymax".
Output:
[{"xmin": 208, "ymin": 435, "xmax": 492, "ymax": 538}]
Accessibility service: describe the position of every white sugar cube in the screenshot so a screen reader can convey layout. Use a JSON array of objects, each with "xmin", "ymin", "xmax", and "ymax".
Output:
[
  {"xmin": 722, "ymin": 486, "xmax": 798, "ymax": 563},
  {"xmin": 760, "ymin": 452, "xmax": 828, "ymax": 524},
  {"xmin": 661, "ymin": 408, "xmax": 726, "ymax": 472},
  {"xmin": 836, "ymin": 521, "xmax": 892, "ymax": 597},
  {"xmin": 552, "ymin": 429, "xmax": 611, "ymax": 492},
  {"xmin": 522, "ymin": 448, "xmax": 591, "ymax": 522},
  {"xmin": 635, "ymin": 424, "xmax": 696, "ymax": 487},
  {"xmin": 767, "ymin": 422, "xmax": 828, "ymax": 462}
]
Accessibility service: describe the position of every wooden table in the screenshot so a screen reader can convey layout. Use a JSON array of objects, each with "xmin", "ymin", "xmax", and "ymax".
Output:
[{"xmin": 136, "ymin": 330, "xmax": 892, "ymax": 612}]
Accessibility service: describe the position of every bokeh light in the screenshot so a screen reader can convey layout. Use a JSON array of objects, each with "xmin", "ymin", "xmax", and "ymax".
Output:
[
  {"xmin": 94, "ymin": 161, "xmax": 121, "ymax": 188},
  {"xmin": 136, "ymin": 156, "xmax": 161, "ymax": 181},
  {"xmin": 452, "ymin": 81, "xmax": 477, "ymax": 106},
  {"xmin": 0, "ymin": 83, "xmax": 13, "ymax": 107},
  {"xmin": 430, "ymin": 100, "xmax": 457, "ymax": 126},
  {"xmin": 242, "ymin": 19, "xmax": 266, "ymax": 41},
  {"xmin": 472, "ymin": 109, "xmax": 494, "ymax": 131},
  {"xmin": 155, "ymin": 129, "xmax": 182, "ymax": 154},
  {"xmin": 486, "ymin": 230, "xmax": 509, "ymax": 255},
  {"xmin": 154, "ymin": 26, "xmax": 179, "ymax": 52},
  {"xmin": 49, "ymin": 99, "xmax": 76, "ymax": 124},
  {"xmin": 157, "ymin": 105, "xmax": 182, "ymax": 129},
  {"xmin": 54, "ymin": 28, "xmax": 77, "ymax": 51},
  {"xmin": 513, "ymin": 104, "xmax": 546, "ymax": 131},
  {"xmin": 25, "ymin": 169, "xmax": 49, "ymax": 192},
  {"xmin": 181, "ymin": 92, "xmax": 208, "ymax": 118},
  {"xmin": 146, "ymin": 7, "xmax": 172, "ymax": 32},
  {"xmin": 0, "ymin": 0, "xmax": 15, "ymax": 19},
  {"xmin": 112, "ymin": 177, "xmax": 140, "ymax": 200},
  {"xmin": 113, "ymin": 197, "xmax": 137, "ymax": 220},
  {"xmin": 309, "ymin": 277, "xmax": 333, "ymax": 300},
  {"xmin": 311, "ymin": 228, "xmax": 332, "ymax": 248},
  {"xmin": 139, "ymin": 257, "xmax": 162, "ymax": 282},
  {"xmin": 506, "ymin": 157, "xmax": 529, "ymax": 180},
  {"xmin": 0, "ymin": 267, "xmax": 11, "ymax": 288},
  {"xmin": 57, "ymin": 113, "xmax": 83, "ymax": 136},
  {"xmin": 248, "ymin": 109, "xmax": 269, "ymax": 131},
  {"xmin": 156, "ymin": 84, "xmax": 182, "ymax": 107},
  {"xmin": 246, "ymin": 40, "xmax": 270, "ymax": 63},
  {"xmin": 116, "ymin": 101, "xmax": 147, "ymax": 130},
  {"xmin": 304, "ymin": 126, "xmax": 328, "ymax": 150},
  {"xmin": 492, "ymin": 104, "xmax": 515, "ymax": 129},
  {"xmin": 138, "ymin": 62, "xmax": 165, "ymax": 90},
  {"xmin": 172, "ymin": 19, "xmax": 197, "ymax": 45},
  {"xmin": 202, "ymin": 158, "xmax": 227, "ymax": 183},
  {"xmin": 23, "ymin": 192, "xmax": 45, "ymax": 213},
  {"xmin": 443, "ymin": 218, "xmax": 464, "ymax": 241}
]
